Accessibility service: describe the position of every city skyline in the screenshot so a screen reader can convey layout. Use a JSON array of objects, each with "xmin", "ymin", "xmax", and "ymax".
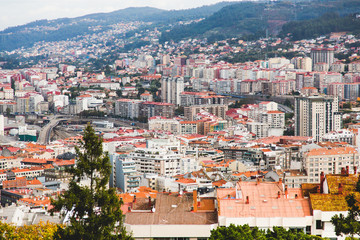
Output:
[{"xmin": 0, "ymin": 0, "xmax": 241, "ymax": 31}]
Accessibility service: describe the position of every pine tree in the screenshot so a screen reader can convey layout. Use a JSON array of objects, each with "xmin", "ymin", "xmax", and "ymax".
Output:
[{"xmin": 51, "ymin": 124, "xmax": 132, "ymax": 240}]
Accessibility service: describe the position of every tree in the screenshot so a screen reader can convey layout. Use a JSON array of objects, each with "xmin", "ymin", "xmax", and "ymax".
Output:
[
  {"xmin": 5, "ymin": 107, "xmax": 11, "ymax": 117},
  {"xmin": 51, "ymin": 124, "xmax": 132, "ymax": 240},
  {"xmin": 331, "ymin": 177, "xmax": 360, "ymax": 238},
  {"xmin": 210, "ymin": 224, "xmax": 266, "ymax": 240},
  {"xmin": 175, "ymin": 106, "xmax": 184, "ymax": 116},
  {"xmin": 116, "ymin": 90, "xmax": 122, "ymax": 98},
  {"xmin": 0, "ymin": 221, "xmax": 61, "ymax": 240},
  {"xmin": 210, "ymin": 224, "xmax": 323, "ymax": 240}
]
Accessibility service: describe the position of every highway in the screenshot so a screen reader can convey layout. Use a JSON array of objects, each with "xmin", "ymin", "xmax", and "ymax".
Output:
[
  {"xmin": 37, "ymin": 115, "xmax": 148, "ymax": 144},
  {"xmin": 37, "ymin": 115, "xmax": 69, "ymax": 144}
]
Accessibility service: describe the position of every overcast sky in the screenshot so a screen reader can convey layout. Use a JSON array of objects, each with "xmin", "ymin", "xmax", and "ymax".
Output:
[{"xmin": 0, "ymin": 0, "xmax": 241, "ymax": 31}]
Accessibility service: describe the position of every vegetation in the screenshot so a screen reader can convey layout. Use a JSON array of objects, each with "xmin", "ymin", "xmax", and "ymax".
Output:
[
  {"xmin": 331, "ymin": 177, "xmax": 360, "ymax": 238},
  {"xmin": 0, "ymin": 221, "xmax": 61, "ymax": 240},
  {"xmin": 79, "ymin": 110, "xmax": 105, "ymax": 118},
  {"xmin": 210, "ymin": 224, "xmax": 323, "ymax": 240},
  {"xmin": 50, "ymin": 124, "xmax": 132, "ymax": 240},
  {"xmin": 229, "ymin": 99, "xmax": 252, "ymax": 109},
  {"xmin": 280, "ymin": 13, "xmax": 360, "ymax": 40},
  {"xmin": 0, "ymin": 3, "xmax": 232, "ymax": 51},
  {"xmin": 161, "ymin": 0, "xmax": 360, "ymax": 43}
]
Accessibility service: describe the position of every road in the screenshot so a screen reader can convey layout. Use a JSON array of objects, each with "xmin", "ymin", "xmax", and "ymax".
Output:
[
  {"xmin": 38, "ymin": 115, "xmax": 69, "ymax": 144},
  {"xmin": 38, "ymin": 115, "xmax": 148, "ymax": 144}
]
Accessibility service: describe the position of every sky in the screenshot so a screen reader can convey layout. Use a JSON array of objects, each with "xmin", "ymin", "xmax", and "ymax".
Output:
[{"xmin": 0, "ymin": 0, "xmax": 241, "ymax": 31}]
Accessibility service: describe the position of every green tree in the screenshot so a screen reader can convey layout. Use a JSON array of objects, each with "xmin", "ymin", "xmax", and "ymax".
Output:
[
  {"xmin": 116, "ymin": 90, "xmax": 122, "ymax": 98},
  {"xmin": 137, "ymin": 87, "xmax": 145, "ymax": 98},
  {"xmin": 175, "ymin": 106, "xmax": 184, "ymax": 116},
  {"xmin": 210, "ymin": 224, "xmax": 323, "ymax": 240},
  {"xmin": 51, "ymin": 124, "xmax": 132, "ymax": 240},
  {"xmin": 331, "ymin": 177, "xmax": 360, "ymax": 238},
  {"xmin": 5, "ymin": 107, "xmax": 11, "ymax": 117},
  {"xmin": 210, "ymin": 224, "xmax": 266, "ymax": 240}
]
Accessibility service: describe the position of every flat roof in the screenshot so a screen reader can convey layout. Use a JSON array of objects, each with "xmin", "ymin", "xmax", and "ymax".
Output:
[
  {"xmin": 218, "ymin": 182, "xmax": 311, "ymax": 218},
  {"xmin": 125, "ymin": 193, "xmax": 217, "ymax": 225}
]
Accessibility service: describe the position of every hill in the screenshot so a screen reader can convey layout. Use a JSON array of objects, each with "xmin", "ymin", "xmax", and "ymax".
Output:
[
  {"xmin": 160, "ymin": 0, "xmax": 360, "ymax": 43},
  {"xmin": 0, "ymin": 2, "xmax": 234, "ymax": 51},
  {"xmin": 280, "ymin": 12, "xmax": 360, "ymax": 40}
]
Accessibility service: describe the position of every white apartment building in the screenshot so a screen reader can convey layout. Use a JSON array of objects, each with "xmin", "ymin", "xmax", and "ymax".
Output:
[
  {"xmin": 130, "ymin": 148, "xmax": 181, "ymax": 177},
  {"xmin": 303, "ymin": 146, "xmax": 359, "ymax": 183},
  {"xmin": 148, "ymin": 117, "xmax": 180, "ymax": 134},
  {"xmin": 261, "ymin": 110, "xmax": 285, "ymax": 129},
  {"xmin": 161, "ymin": 76, "xmax": 184, "ymax": 106},
  {"xmin": 295, "ymin": 95, "xmax": 341, "ymax": 142}
]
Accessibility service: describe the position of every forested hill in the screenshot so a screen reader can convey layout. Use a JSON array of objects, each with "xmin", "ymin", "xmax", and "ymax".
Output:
[
  {"xmin": 160, "ymin": 0, "xmax": 360, "ymax": 43},
  {"xmin": 280, "ymin": 13, "xmax": 360, "ymax": 40},
  {"xmin": 0, "ymin": 2, "xmax": 234, "ymax": 51}
]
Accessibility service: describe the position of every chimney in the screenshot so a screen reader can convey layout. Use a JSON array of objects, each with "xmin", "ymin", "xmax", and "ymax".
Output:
[
  {"xmin": 277, "ymin": 191, "xmax": 281, "ymax": 199},
  {"xmin": 133, "ymin": 195, "xmax": 136, "ymax": 203},
  {"xmin": 295, "ymin": 194, "xmax": 298, "ymax": 199},
  {"xmin": 355, "ymin": 166, "xmax": 358, "ymax": 174},
  {"xmin": 320, "ymin": 172, "xmax": 325, "ymax": 193},
  {"xmin": 317, "ymin": 185, "xmax": 321, "ymax": 193},
  {"xmin": 245, "ymin": 196, "xmax": 249, "ymax": 204},
  {"xmin": 128, "ymin": 206, "xmax": 131, "ymax": 212},
  {"xmin": 148, "ymin": 196, "xmax": 151, "ymax": 208},
  {"xmin": 256, "ymin": 177, "xmax": 261, "ymax": 185},
  {"xmin": 193, "ymin": 190, "xmax": 198, "ymax": 212},
  {"xmin": 341, "ymin": 167, "xmax": 346, "ymax": 175},
  {"xmin": 227, "ymin": 194, "xmax": 231, "ymax": 199},
  {"xmin": 346, "ymin": 166, "xmax": 350, "ymax": 175},
  {"xmin": 338, "ymin": 183, "xmax": 343, "ymax": 195}
]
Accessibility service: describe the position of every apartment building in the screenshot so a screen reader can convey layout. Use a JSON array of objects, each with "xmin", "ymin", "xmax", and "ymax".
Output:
[
  {"xmin": 303, "ymin": 147, "xmax": 359, "ymax": 183},
  {"xmin": 184, "ymin": 104, "xmax": 228, "ymax": 121},
  {"xmin": 114, "ymin": 99, "xmax": 143, "ymax": 119},
  {"xmin": 110, "ymin": 154, "xmax": 141, "ymax": 192},
  {"xmin": 130, "ymin": 148, "xmax": 181, "ymax": 177},
  {"xmin": 311, "ymin": 48, "xmax": 335, "ymax": 67},
  {"xmin": 139, "ymin": 102, "xmax": 175, "ymax": 119},
  {"xmin": 161, "ymin": 76, "xmax": 184, "ymax": 106},
  {"xmin": 148, "ymin": 116, "xmax": 180, "ymax": 134},
  {"xmin": 295, "ymin": 95, "xmax": 341, "ymax": 142}
]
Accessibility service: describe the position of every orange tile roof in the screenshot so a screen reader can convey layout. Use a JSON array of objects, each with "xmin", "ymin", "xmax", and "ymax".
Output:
[
  {"xmin": 218, "ymin": 182, "xmax": 310, "ymax": 218},
  {"xmin": 176, "ymin": 178, "xmax": 196, "ymax": 184},
  {"xmin": 212, "ymin": 179, "xmax": 227, "ymax": 187},
  {"xmin": 27, "ymin": 179, "xmax": 42, "ymax": 185},
  {"xmin": 267, "ymin": 111, "xmax": 284, "ymax": 114},
  {"xmin": 305, "ymin": 147, "xmax": 357, "ymax": 156}
]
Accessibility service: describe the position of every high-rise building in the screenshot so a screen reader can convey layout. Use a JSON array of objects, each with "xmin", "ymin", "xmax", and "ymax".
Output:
[
  {"xmin": 161, "ymin": 76, "xmax": 184, "ymax": 106},
  {"xmin": 310, "ymin": 48, "xmax": 334, "ymax": 68},
  {"xmin": 0, "ymin": 115, "xmax": 4, "ymax": 136},
  {"xmin": 295, "ymin": 95, "xmax": 341, "ymax": 142}
]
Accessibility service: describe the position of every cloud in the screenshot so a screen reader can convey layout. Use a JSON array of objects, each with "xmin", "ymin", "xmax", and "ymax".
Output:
[{"xmin": 0, "ymin": 0, "xmax": 239, "ymax": 30}]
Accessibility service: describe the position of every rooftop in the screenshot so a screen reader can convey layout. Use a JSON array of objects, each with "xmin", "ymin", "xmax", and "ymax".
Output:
[
  {"xmin": 217, "ymin": 181, "xmax": 311, "ymax": 218},
  {"xmin": 125, "ymin": 192, "xmax": 217, "ymax": 225}
]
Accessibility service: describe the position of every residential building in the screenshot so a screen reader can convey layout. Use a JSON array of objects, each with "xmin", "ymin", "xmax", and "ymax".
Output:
[
  {"xmin": 295, "ymin": 95, "xmax": 341, "ymax": 142},
  {"xmin": 130, "ymin": 148, "xmax": 181, "ymax": 176},
  {"xmin": 303, "ymin": 147, "xmax": 359, "ymax": 183},
  {"xmin": 161, "ymin": 76, "xmax": 184, "ymax": 106}
]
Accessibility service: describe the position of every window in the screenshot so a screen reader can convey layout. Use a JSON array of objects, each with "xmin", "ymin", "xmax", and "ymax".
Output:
[
  {"xmin": 316, "ymin": 220, "xmax": 323, "ymax": 229},
  {"xmin": 306, "ymin": 226, "xmax": 311, "ymax": 234}
]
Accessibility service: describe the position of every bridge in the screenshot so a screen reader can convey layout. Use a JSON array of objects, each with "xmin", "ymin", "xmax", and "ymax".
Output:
[{"xmin": 37, "ymin": 115, "xmax": 148, "ymax": 144}]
